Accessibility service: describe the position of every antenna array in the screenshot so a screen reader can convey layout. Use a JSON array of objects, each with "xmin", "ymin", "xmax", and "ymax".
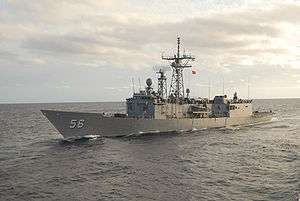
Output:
[{"xmin": 162, "ymin": 37, "xmax": 195, "ymax": 100}]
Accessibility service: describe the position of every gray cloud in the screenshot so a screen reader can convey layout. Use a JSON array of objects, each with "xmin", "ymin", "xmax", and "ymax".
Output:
[
  {"xmin": 0, "ymin": 0, "xmax": 299, "ymax": 102},
  {"xmin": 18, "ymin": 3, "xmax": 297, "ymax": 67}
]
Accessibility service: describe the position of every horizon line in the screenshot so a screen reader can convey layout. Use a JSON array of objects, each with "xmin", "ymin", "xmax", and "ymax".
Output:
[{"xmin": 0, "ymin": 97, "xmax": 300, "ymax": 105}]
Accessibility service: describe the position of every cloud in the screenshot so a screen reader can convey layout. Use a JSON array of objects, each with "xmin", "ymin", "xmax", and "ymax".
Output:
[
  {"xmin": 0, "ymin": 0, "xmax": 300, "ymax": 102},
  {"xmin": 8, "ymin": 2, "xmax": 297, "ymax": 71}
]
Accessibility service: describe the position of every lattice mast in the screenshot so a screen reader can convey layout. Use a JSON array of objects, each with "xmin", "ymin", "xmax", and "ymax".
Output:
[
  {"xmin": 156, "ymin": 69, "xmax": 168, "ymax": 99},
  {"xmin": 162, "ymin": 37, "xmax": 195, "ymax": 100}
]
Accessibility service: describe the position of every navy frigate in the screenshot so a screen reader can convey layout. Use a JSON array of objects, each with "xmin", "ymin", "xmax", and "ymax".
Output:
[{"xmin": 42, "ymin": 37, "xmax": 273, "ymax": 139}]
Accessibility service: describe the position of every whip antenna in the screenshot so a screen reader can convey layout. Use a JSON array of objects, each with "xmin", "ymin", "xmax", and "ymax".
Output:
[{"xmin": 131, "ymin": 78, "xmax": 135, "ymax": 94}]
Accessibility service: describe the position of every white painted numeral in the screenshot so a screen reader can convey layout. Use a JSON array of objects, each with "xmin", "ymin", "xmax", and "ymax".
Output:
[
  {"xmin": 70, "ymin": 119, "xmax": 77, "ymax": 129},
  {"xmin": 77, "ymin": 119, "xmax": 85, "ymax": 128},
  {"xmin": 69, "ymin": 119, "xmax": 85, "ymax": 129}
]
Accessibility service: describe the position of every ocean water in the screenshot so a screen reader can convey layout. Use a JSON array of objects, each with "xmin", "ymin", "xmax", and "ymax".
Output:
[{"xmin": 0, "ymin": 99, "xmax": 299, "ymax": 201}]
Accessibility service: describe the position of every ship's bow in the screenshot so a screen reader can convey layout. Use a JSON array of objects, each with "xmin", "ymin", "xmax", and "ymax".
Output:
[{"xmin": 41, "ymin": 110, "xmax": 103, "ymax": 139}]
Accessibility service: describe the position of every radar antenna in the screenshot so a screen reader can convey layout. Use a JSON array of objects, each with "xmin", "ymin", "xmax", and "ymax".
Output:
[{"xmin": 162, "ymin": 37, "xmax": 195, "ymax": 100}]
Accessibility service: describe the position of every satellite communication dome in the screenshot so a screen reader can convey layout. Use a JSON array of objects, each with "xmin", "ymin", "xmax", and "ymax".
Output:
[{"xmin": 146, "ymin": 78, "xmax": 152, "ymax": 87}]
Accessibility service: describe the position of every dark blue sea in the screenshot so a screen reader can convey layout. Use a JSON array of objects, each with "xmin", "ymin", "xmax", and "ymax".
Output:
[{"xmin": 0, "ymin": 99, "xmax": 299, "ymax": 201}]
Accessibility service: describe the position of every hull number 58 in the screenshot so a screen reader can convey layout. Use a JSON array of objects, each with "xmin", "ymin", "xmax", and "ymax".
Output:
[{"xmin": 69, "ymin": 119, "xmax": 85, "ymax": 129}]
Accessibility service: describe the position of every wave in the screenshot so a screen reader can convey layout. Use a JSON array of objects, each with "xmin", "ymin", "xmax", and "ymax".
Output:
[
  {"xmin": 258, "ymin": 124, "xmax": 291, "ymax": 129},
  {"xmin": 271, "ymin": 125, "xmax": 290, "ymax": 129},
  {"xmin": 192, "ymin": 127, "xmax": 207, "ymax": 131},
  {"xmin": 282, "ymin": 116, "xmax": 300, "ymax": 120},
  {"xmin": 221, "ymin": 126, "xmax": 241, "ymax": 131},
  {"xmin": 271, "ymin": 117, "xmax": 279, "ymax": 122},
  {"xmin": 59, "ymin": 135, "xmax": 104, "ymax": 144}
]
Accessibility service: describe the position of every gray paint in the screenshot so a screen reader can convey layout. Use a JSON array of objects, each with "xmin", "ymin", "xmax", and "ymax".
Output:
[
  {"xmin": 126, "ymin": 91, "xmax": 155, "ymax": 118},
  {"xmin": 41, "ymin": 109, "xmax": 273, "ymax": 139}
]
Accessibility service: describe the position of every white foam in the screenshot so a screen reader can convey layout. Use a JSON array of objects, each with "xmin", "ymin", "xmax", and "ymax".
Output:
[
  {"xmin": 83, "ymin": 135, "xmax": 101, "ymax": 139},
  {"xmin": 271, "ymin": 117, "xmax": 279, "ymax": 122}
]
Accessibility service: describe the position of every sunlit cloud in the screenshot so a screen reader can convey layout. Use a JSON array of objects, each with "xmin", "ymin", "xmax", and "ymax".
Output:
[{"xmin": 0, "ymin": 0, "xmax": 299, "ymax": 102}]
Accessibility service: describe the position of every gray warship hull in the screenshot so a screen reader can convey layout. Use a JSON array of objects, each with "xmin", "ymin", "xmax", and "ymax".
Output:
[{"xmin": 41, "ymin": 110, "xmax": 273, "ymax": 139}]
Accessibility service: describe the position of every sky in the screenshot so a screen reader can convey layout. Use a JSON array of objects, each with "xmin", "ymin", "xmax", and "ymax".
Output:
[{"xmin": 0, "ymin": 0, "xmax": 300, "ymax": 103}]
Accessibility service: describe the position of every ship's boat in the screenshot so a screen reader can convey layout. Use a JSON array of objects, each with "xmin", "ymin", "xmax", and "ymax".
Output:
[{"xmin": 42, "ymin": 38, "xmax": 273, "ymax": 139}]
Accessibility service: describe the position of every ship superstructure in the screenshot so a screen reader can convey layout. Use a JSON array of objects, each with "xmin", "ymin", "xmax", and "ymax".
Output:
[
  {"xmin": 126, "ymin": 37, "xmax": 253, "ymax": 120},
  {"xmin": 41, "ymin": 37, "xmax": 273, "ymax": 139}
]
